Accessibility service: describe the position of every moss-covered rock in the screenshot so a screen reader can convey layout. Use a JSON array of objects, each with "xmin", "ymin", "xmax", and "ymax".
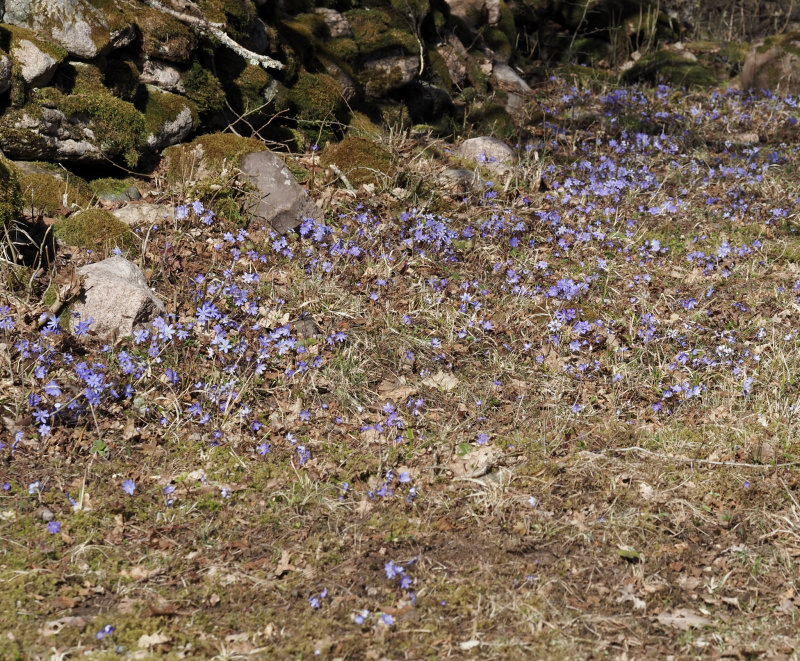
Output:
[
  {"xmin": 344, "ymin": 8, "xmax": 419, "ymax": 56},
  {"xmin": 288, "ymin": 69, "xmax": 346, "ymax": 143},
  {"xmin": 0, "ymin": 157, "xmax": 23, "ymax": 231},
  {"xmin": 35, "ymin": 83, "xmax": 146, "ymax": 166},
  {"xmin": 621, "ymin": 49, "xmax": 718, "ymax": 88},
  {"xmin": 141, "ymin": 86, "xmax": 197, "ymax": 150},
  {"xmin": 89, "ymin": 177, "xmax": 140, "ymax": 203},
  {"xmin": 182, "ymin": 61, "xmax": 227, "ymax": 121},
  {"xmin": 320, "ymin": 136, "xmax": 393, "ymax": 188},
  {"xmin": 15, "ymin": 163, "xmax": 92, "ymax": 216},
  {"xmin": 54, "ymin": 208, "xmax": 137, "ymax": 254},
  {"xmin": 164, "ymin": 132, "xmax": 266, "ymax": 185},
  {"xmin": 136, "ymin": 7, "xmax": 196, "ymax": 63},
  {"xmin": 467, "ymin": 100, "xmax": 516, "ymax": 138}
]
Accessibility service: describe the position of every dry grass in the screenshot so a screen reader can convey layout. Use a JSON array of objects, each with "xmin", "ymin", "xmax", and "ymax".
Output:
[{"xmin": 2, "ymin": 74, "xmax": 800, "ymax": 659}]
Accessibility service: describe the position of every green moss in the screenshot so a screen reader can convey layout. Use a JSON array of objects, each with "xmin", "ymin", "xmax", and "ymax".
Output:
[
  {"xmin": 230, "ymin": 62, "xmax": 272, "ymax": 113},
  {"xmin": 89, "ymin": 177, "xmax": 137, "ymax": 197},
  {"xmin": 468, "ymin": 101, "xmax": 515, "ymax": 138},
  {"xmin": 347, "ymin": 111, "xmax": 383, "ymax": 139},
  {"xmin": 290, "ymin": 69, "xmax": 344, "ymax": 123},
  {"xmin": 17, "ymin": 167, "xmax": 92, "ymax": 216},
  {"xmin": 141, "ymin": 86, "xmax": 198, "ymax": 136},
  {"xmin": 320, "ymin": 136, "xmax": 393, "ymax": 187},
  {"xmin": 485, "ymin": 27, "xmax": 511, "ymax": 61},
  {"xmin": 54, "ymin": 208, "xmax": 136, "ymax": 254},
  {"xmin": 326, "ymin": 37, "xmax": 359, "ymax": 64},
  {"xmin": 36, "ymin": 83, "xmax": 146, "ymax": 167},
  {"xmin": 427, "ymin": 48, "xmax": 454, "ymax": 93},
  {"xmin": 136, "ymin": 8, "xmax": 195, "ymax": 62},
  {"xmin": 196, "ymin": 0, "xmax": 256, "ymax": 41},
  {"xmin": 344, "ymin": 8, "xmax": 418, "ymax": 56},
  {"xmin": 165, "ymin": 132, "xmax": 265, "ymax": 184},
  {"xmin": 621, "ymin": 49, "xmax": 718, "ymax": 88},
  {"xmin": 0, "ymin": 23, "xmax": 68, "ymax": 62},
  {"xmin": 182, "ymin": 61, "xmax": 226, "ymax": 119},
  {"xmin": 0, "ymin": 157, "xmax": 23, "ymax": 230}
]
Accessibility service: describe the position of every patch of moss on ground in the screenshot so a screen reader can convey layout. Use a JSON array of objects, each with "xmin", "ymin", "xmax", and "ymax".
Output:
[
  {"xmin": 89, "ymin": 177, "xmax": 138, "ymax": 197},
  {"xmin": 621, "ymin": 49, "xmax": 718, "ymax": 88},
  {"xmin": 17, "ymin": 168, "xmax": 92, "ymax": 216},
  {"xmin": 320, "ymin": 136, "xmax": 393, "ymax": 187},
  {"xmin": 0, "ymin": 157, "xmax": 23, "ymax": 230},
  {"xmin": 54, "ymin": 208, "xmax": 136, "ymax": 254},
  {"xmin": 165, "ymin": 132, "xmax": 266, "ymax": 185}
]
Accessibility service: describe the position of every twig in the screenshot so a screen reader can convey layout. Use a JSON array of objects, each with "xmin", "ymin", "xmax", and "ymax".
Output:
[
  {"xmin": 605, "ymin": 446, "xmax": 800, "ymax": 469},
  {"xmin": 142, "ymin": 0, "xmax": 283, "ymax": 70},
  {"xmin": 328, "ymin": 164, "xmax": 356, "ymax": 195}
]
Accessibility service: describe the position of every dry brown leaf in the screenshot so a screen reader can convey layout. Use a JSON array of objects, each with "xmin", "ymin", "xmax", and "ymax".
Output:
[
  {"xmin": 274, "ymin": 550, "xmax": 295, "ymax": 577},
  {"xmin": 450, "ymin": 445, "xmax": 502, "ymax": 478},
  {"xmin": 422, "ymin": 370, "xmax": 459, "ymax": 391},
  {"xmin": 40, "ymin": 616, "xmax": 88, "ymax": 637}
]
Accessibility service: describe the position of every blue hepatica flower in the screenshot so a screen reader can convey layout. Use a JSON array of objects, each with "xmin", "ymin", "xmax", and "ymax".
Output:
[{"xmin": 121, "ymin": 479, "xmax": 136, "ymax": 496}]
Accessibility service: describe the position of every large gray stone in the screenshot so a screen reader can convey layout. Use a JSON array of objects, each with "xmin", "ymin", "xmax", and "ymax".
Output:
[
  {"xmin": 0, "ymin": 55, "xmax": 10, "ymax": 95},
  {"xmin": 456, "ymin": 136, "xmax": 517, "ymax": 173},
  {"xmin": 11, "ymin": 39, "xmax": 58, "ymax": 87},
  {"xmin": 239, "ymin": 151, "xmax": 324, "ymax": 235},
  {"xmin": 72, "ymin": 256, "xmax": 165, "ymax": 340},
  {"xmin": 3, "ymin": 0, "xmax": 110, "ymax": 59}
]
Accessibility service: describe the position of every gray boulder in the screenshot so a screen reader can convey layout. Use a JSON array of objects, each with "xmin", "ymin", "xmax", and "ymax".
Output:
[
  {"xmin": 239, "ymin": 151, "xmax": 324, "ymax": 235},
  {"xmin": 0, "ymin": 54, "xmax": 10, "ymax": 95},
  {"xmin": 72, "ymin": 256, "xmax": 165, "ymax": 340},
  {"xmin": 140, "ymin": 59, "xmax": 184, "ymax": 93},
  {"xmin": 361, "ymin": 55, "xmax": 418, "ymax": 97},
  {"xmin": 315, "ymin": 8, "xmax": 352, "ymax": 38},
  {"xmin": 456, "ymin": 136, "xmax": 516, "ymax": 173},
  {"xmin": 3, "ymin": 0, "xmax": 111, "ymax": 59},
  {"xmin": 11, "ymin": 39, "xmax": 58, "ymax": 87}
]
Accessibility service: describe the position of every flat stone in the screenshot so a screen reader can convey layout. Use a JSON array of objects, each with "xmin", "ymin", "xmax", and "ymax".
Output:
[
  {"xmin": 72, "ymin": 256, "xmax": 165, "ymax": 340},
  {"xmin": 492, "ymin": 62, "xmax": 531, "ymax": 95},
  {"xmin": 239, "ymin": 151, "xmax": 324, "ymax": 235},
  {"xmin": 111, "ymin": 202, "xmax": 174, "ymax": 227}
]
